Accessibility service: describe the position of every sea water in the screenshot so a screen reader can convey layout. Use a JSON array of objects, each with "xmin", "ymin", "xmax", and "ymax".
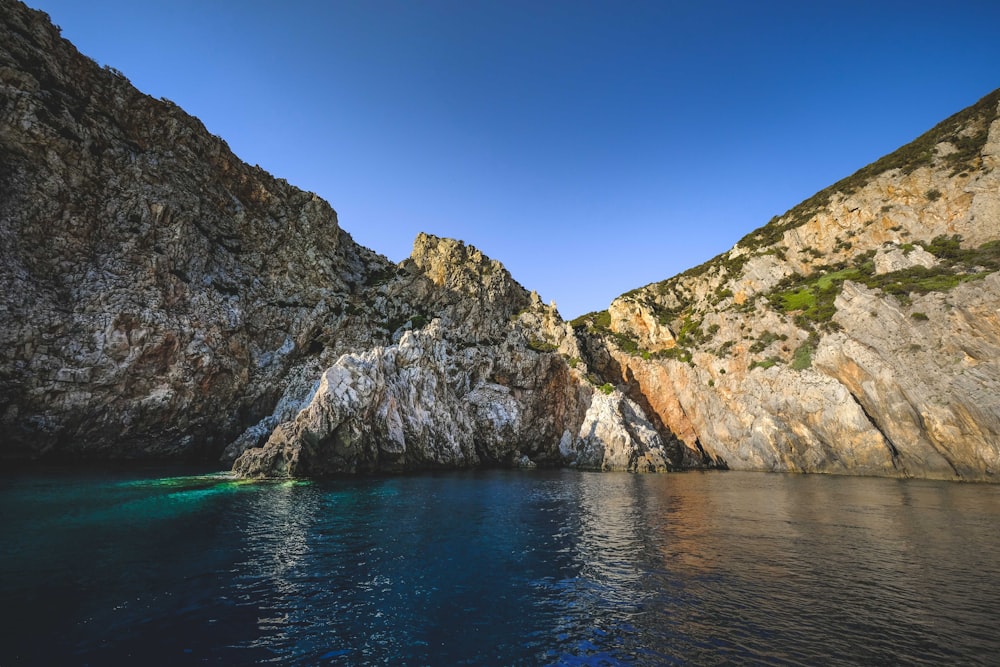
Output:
[{"xmin": 2, "ymin": 466, "xmax": 999, "ymax": 665}]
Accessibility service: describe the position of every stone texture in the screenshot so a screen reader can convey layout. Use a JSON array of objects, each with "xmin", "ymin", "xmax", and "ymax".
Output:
[
  {"xmin": 5, "ymin": 1, "xmax": 1000, "ymax": 482},
  {"xmin": 232, "ymin": 235, "xmax": 680, "ymax": 477},
  {"xmin": 1, "ymin": 2, "xmax": 672, "ymax": 473},
  {"xmin": 0, "ymin": 1, "xmax": 395, "ymax": 458},
  {"xmin": 608, "ymin": 297, "xmax": 676, "ymax": 352},
  {"xmin": 588, "ymin": 89, "xmax": 1000, "ymax": 481},
  {"xmin": 873, "ymin": 243, "xmax": 939, "ymax": 275}
]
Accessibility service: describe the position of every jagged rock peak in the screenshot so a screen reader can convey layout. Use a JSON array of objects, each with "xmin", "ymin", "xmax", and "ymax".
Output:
[
  {"xmin": 397, "ymin": 232, "xmax": 533, "ymax": 330},
  {"xmin": 408, "ymin": 232, "xmax": 529, "ymax": 299},
  {"xmin": 410, "ymin": 232, "xmax": 502, "ymax": 277}
]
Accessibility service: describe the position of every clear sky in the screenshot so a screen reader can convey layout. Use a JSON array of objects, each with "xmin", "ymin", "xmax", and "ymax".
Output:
[{"xmin": 25, "ymin": 0, "xmax": 1000, "ymax": 318}]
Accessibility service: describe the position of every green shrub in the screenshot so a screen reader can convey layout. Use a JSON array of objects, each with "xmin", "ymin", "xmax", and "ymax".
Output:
[
  {"xmin": 761, "ymin": 236, "xmax": 1000, "ymax": 334},
  {"xmin": 610, "ymin": 332, "xmax": 639, "ymax": 355},
  {"xmin": 865, "ymin": 265, "xmax": 985, "ymax": 296},
  {"xmin": 676, "ymin": 315, "xmax": 704, "ymax": 346},
  {"xmin": 655, "ymin": 346, "xmax": 693, "ymax": 363},
  {"xmin": 365, "ymin": 266, "xmax": 397, "ymax": 287},
  {"xmin": 527, "ymin": 339, "xmax": 558, "ymax": 353},
  {"xmin": 715, "ymin": 340, "xmax": 735, "ymax": 357},
  {"xmin": 920, "ymin": 234, "xmax": 963, "ymax": 259},
  {"xmin": 388, "ymin": 312, "xmax": 430, "ymax": 332},
  {"xmin": 766, "ymin": 267, "xmax": 861, "ymax": 329},
  {"xmin": 910, "ymin": 312, "xmax": 929, "ymax": 321},
  {"xmin": 570, "ymin": 310, "xmax": 611, "ymax": 331},
  {"xmin": 748, "ymin": 333, "xmax": 771, "ymax": 354},
  {"xmin": 749, "ymin": 356, "xmax": 782, "ymax": 371},
  {"xmin": 599, "ymin": 383, "xmax": 614, "ymax": 395},
  {"xmin": 791, "ymin": 341, "xmax": 814, "ymax": 370},
  {"xmin": 713, "ymin": 288, "xmax": 734, "ymax": 303},
  {"xmin": 834, "ymin": 237, "xmax": 853, "ymax": 251}
]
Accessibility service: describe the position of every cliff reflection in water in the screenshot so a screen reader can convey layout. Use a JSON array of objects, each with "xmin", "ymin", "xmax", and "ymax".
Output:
[
  {"xmin": 567, "ymin": 471, "xmax": 1000, "ymax": 664},
  {"xmin": 2, "ymin": 467, "xmax": 1000, "ymax": 665}
]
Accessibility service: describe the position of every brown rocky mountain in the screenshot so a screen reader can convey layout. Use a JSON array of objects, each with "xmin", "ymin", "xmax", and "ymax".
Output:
[{"xmin": 2, "ymin": 0, "xmax": 998, "ymax": 480}]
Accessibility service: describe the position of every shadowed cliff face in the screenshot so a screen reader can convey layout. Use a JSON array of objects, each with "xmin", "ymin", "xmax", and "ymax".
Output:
[
  {"xmin": 0, "ymin": 1, "xmax": 676, "ymax": 474},
  {"xmin": 0, "ymin": 0, "xmax": 396, "ymax": 458},
  {"xmin": 579, "ymin": 88, "xmax": 1000, "ymax": 481}
]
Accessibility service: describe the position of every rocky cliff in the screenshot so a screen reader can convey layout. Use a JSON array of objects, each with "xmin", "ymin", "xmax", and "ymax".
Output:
[
  {"xmin": 0, "ymin": 0, "xmax": 673, "ymax": 474},
  {"xmin": 230, "ymin": 233, "xmax": 678, "ymax": 476},
  {"xmin": 4, "ymin": 1, "xmax": 999, "ymax": 481},
  {"xmin": 578, "ymin": 88, "xmax": 1000, "ymax": 481},
  {"xmin": 0, "ymin": 0, "xmax": 390, "ymax": 459}
]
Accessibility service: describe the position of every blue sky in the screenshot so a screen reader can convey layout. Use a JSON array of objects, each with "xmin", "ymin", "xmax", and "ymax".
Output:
[{"xmin": 28, "ymin": 0, "xmax": 1000, "ymax": 318}]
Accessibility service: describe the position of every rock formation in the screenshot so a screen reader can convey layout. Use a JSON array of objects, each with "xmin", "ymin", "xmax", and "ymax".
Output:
[
  {"xmin": 577, "ymin": 88, "xmax": 1000, "ymax": 481},
  {"xmin": 3, "ymin": 0, "xmax": 999, "ymax": 480},
  {"xmin": 0, "ymin": 0, "xmax": 391, "ymax": 459},
  {"xmin": 0, "ymin": 0, "xmax": 672, "ymax": 474},
  {"xmin": 230, "ymin": 231, "xmax": 679, "ymax": 476}
]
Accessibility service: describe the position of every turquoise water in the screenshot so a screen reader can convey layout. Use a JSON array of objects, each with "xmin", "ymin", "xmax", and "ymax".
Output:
[{"xmin": 2, "ymin": 466, "xmax": 1000, "ymax": 665}]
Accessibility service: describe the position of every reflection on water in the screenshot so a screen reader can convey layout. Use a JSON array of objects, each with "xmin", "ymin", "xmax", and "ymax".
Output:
[{"xmin": 2, "ymin": 466, "xmax": 1000, "ymax": 665}]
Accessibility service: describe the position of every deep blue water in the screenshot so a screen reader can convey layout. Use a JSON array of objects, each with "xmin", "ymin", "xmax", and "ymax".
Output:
[{"xmin": 2, "ymin": 466, "xmax": 1000, "ymax": 666}]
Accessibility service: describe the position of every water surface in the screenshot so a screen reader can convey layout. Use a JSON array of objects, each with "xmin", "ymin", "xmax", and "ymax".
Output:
[{"xmin": 2, "ymin": 466, "xmax": 999, "ymax": 665}]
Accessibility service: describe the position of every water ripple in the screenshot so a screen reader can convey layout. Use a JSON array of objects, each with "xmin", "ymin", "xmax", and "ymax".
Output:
[{"xmin": 3, "ymin": 468, "xmax": 1000, "ymax": 664}]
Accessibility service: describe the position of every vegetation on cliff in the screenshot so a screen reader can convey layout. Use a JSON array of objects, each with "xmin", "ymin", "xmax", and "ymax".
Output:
[{"xmin": 583, "ymin": 84, "xmax": 1000, "ymax": 480}]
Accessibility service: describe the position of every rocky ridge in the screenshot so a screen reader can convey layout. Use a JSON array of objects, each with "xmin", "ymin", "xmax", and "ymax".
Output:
[
  {"xmin": 231, "ymin": 233, "xmax": 678, "ymax": 476},
  {"xmin": 0, "ymin": 1, "xmax": 676, "ymax": 474},
  {"xmin": 577, "ymin": 88, "xmax": 1000, "ymax": 481},
  {"xmin": 4, "ymin": 1, "xmax": 1000, "ymax": 481}
]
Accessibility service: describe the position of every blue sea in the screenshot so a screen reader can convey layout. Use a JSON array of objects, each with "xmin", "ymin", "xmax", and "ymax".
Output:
[{"xmin": 2, "ymin": 466, "xmax": 999, "ymax": 665}]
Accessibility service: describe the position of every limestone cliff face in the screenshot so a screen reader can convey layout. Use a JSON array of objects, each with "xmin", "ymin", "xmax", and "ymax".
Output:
[
  {"xmin": 5, "ymin": 1, "xmax": 999, "ymax": 481},
  {"xmin": 231, "ymin": 234, "xmax": 674, "ymax": 476},
  {"xmin": 0, "ymin": 2, "xmax": 673, "ymax": 474},
  {"xmin": 582, "ymin": 88, "xmax": 1000, "ymax": 481}
]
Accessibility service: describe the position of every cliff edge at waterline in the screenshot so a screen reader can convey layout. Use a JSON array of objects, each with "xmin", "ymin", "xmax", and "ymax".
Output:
[{"xmin": 2, "ymin": 0, "xmax": 998, "ymax": 480}]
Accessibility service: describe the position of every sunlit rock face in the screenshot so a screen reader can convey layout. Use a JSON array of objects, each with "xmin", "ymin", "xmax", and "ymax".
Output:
[
  {"xmin": 232, "ymin": 234, "xmax": 678, "ymax": 477},
  {"xmin": 4, "ymin": 2, "xmax": 1000, "ymax": 481},
  {"xmin": 580, "ymin": 89, "xmax": 1000, "ymax": 481}
]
